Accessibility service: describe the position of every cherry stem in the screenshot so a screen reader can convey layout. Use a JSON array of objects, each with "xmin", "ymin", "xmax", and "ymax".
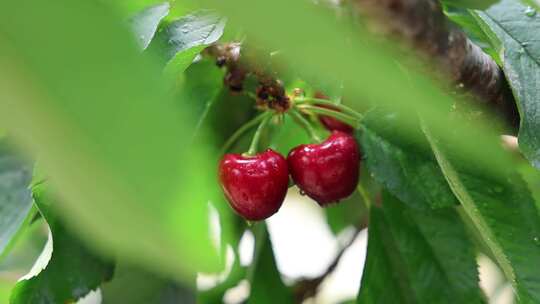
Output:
[
  {"xmin": 289, "ymin": 108, "xmax": 322, "ymax": 143},
  {"xmin": 356, "ymin": 184, "xmax": 372, "ymax": 210},
  {"xmin": 296, "ymin": 104, "xmax": 360, "ymax": 129},
  {"xmin": 246, "ymin": 113, "xmax": 272, "ymax": 156},
  {"xmin": 220, "ymin": 112, "xmax": 270, "ymax": 155},
  {"xmin": 294, "ymin": 97, "xmax": 363, "ymax": 120}
]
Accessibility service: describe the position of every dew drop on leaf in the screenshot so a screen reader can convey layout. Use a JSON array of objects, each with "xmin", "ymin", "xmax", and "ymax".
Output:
[{"xmin": 525, "ymin": 6, "xmax": 537, "ymax": 17}]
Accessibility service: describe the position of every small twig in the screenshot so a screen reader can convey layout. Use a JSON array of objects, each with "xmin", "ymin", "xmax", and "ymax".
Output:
[{"xmin": 293, "ymin": 227, "xmax": 363, "ymax": 302}]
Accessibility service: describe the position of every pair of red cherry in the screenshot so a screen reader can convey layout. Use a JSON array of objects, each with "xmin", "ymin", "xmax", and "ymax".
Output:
[{"xmin": 219, "ymin": 127, "xmax": 360, "ymax": 221}]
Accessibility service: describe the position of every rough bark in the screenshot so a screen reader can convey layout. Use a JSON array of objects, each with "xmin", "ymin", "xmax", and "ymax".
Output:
[{"xmin": 352, "ymin": 0, "xmax": 519, "ymax": 128}]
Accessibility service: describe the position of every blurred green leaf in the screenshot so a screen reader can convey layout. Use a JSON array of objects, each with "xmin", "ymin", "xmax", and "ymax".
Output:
[
  {"xmin": 197, "ymin": 224, "xmax": 246, "ymax": 304},
  {"xmin": 101, "ymin": 0, "xmax": 169, "ymax": 18},
  {"xmin": 248, "ymin": 224, "xmax": 294, "ymax": 304},
  {"xmin": 10, "ymin": 186, "xmax": 114, "ymax": 304},
  {"xmin": 358, "ymin": 191, "xmax": 482, "ymax": 303},
  {"xmin": 0, "ymin": 279, "xmax": 11, "ymax": 304},
  {"xmin": 129, "ymin": 2, "xmax": 170, "ymax": 49},
  {"xmin": 176, "ymin": 59, "xmax": 224, "ymax": 138},
  {"xmin": 441, "ymin": 0, "xmax": 497, "ymax": 9},
  {"xmin": 0, "ymin": 0, "xmax": 219, "ymax": 280},
  {"xmin": 197, "ymin": 253, "xmax": 245, "ymax": 304},
  {"xmin": 102, "ymin": 263, "xmax": 194, "ymax": 304},
  {"xmin": 0, "ymin": 140, "xmax": 33, "ymax": 260},
  {"xmin": 359, "ymin": 110, "xmax": 458, "ymax": 210},
  {"xmin": 424, "ymin": 124, "xmax": 540, "ymax": 302},
  {"xmin": 474, "ymin": 1, "xmax": 540, "ymax": 169}
]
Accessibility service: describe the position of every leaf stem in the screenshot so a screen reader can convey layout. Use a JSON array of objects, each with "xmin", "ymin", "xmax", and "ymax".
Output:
[
  {"xmin": 289, "ymin": 108, "xmax": 322, "ymax": 143},
  {"xmin": 220, "ymin": 112, "xmax": 270, "ymax": 155},
  {"xmin": 246, "ymin": 113, "xmax": 272, "ymax": 156}
]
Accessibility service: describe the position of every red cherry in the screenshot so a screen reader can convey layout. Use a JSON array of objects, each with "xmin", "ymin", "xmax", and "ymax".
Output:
[
  {"xmin": 314, "ymin": 92, "xmax": 354, "ymax": 133},
  {"xmin": 219, "ymin": 149, "xmax": 289, "ymax": 220},
  {"xmin": 287, "ymin": 131, "xmax": 360, "ymax": 206}
]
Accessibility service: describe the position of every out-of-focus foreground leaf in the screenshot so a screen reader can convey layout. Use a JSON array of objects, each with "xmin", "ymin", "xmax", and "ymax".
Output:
[
  {"xmin": 10, "ymin": 186, "xmax": 114, "ymax": 304},
  {"xmin": 102, "ymin": 263, "xmax": 195, "ymax": 304},
  {"xmin": 0, "ymin": 0, "xmax": 221, "ymax": 280},
  {"xmin": 0, "ymin": 140, "xmax": 33, "ymax": 259},
  {"xmin": 248, "ymin": 224, "xmax": 294, "ymax": 304},
  {"xmin": 358, "ymin": 192, "xmax": 482, "ymax": 303},
  {"xmin": 474, "ymin": 0, "xmax": 540, "ymax": 169},
  {"xmin": 424, "ymin": 125, "xmax": 540, "ymax": 302},
  {"xmin": 441, "ymin": 0, "xmax": 497, "ymax": 9}
]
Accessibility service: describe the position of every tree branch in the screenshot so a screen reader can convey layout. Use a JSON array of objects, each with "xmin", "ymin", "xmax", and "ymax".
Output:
[
  {"xmin": 206, "ymin": 0, "xmax": 519, "ymax": 129},
  {"xmin": 351, "ymin": 0, "xmax": 519, "ymax": 128},
  {"xmin": 293, "ymin": 227, "xmax": 363, "ymax": 302}
]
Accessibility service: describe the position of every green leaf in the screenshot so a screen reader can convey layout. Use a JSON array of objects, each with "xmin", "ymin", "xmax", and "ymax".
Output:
[
  {"xmin": 10, "ymin": 186, "xmax": 114, "ymax": 304},
  {"xmin": 129, "ymin": 2, "xmax": 170, "ymax": 50},
  {"xmin": 0, "ymin": 140, "xmax": 33, "ymax": 259},
  {"xmin": 358, "ymin": 192, "xmax": 482, "ymax": 303},
  {"xmin": 424, "ymin": 124, "xmax": 540, "ymax": 302},
  {"xmin": 443, "ymin": 6, "xmax": 500, "ymax": 64},
  {"xmin": 474, "ymin": 1, "xmax": 540, "ymax": 169},
  {"xmin": 325, "ymin": 191, "xmax": 367, "ymax": 234},
  {"xmin": 0, "ymin": 279, "xmax": 11, "ymax": 304},
  {"xmin": 175, "ymin": 59, "xmax": 224, "ymax": 137},
  {"xmin": 441, "ymin": 0, "xmax": 498, "ymax": 9},
  {"xmin": 102, "ymin": 263, "xmax": 195, "ymax": 304},
  {"xmin": 0, "ymin": 0, "xmax": 219, "ymax": 280},
  {"xmin": 248, "ymin": 224, "xmax": 294, "ymax": 304},
  {"xmin": 149, "ymin": 10, "xmax": 226, "ymax": 66},
  {"xmin": 359, "ymin": 110, "xmax": 458, "ymax": 210}
]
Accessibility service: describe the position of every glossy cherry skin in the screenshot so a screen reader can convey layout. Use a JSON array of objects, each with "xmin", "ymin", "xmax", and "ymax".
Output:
[
  {"xmin": 219, "ymin": 149, "xmax": 289, "ymax": 220},
  {"xmin": 287, "ymin": 131, "xmax": 360, "ymax": 206},
  {"xmin": 314, "ymin": 92, "xmax": 354, "ymax": 133}
]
